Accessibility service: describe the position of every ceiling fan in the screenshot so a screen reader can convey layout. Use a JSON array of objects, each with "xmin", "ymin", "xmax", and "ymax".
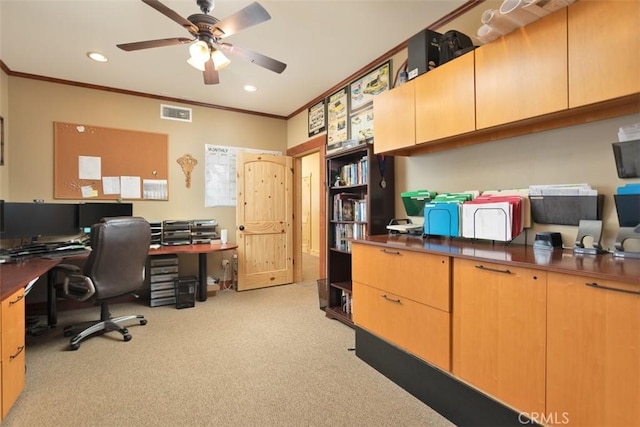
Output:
[{"xmin": 117, "ymin": 0, "xmax": 287, "ymax": 85}]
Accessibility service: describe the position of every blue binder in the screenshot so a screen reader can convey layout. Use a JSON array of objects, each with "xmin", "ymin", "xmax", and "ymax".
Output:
[{"xmin": 424, "ymin": 202, "xmax": 460, "ymax": 237}]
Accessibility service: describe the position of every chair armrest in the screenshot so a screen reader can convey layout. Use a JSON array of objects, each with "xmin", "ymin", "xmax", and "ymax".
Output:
[
  {"xmin": 53, "ymin": 264, "xmax": 82, "ymax": 274},
  {"xmin": 63, "ymin": 274, "xmax": 96, "ymax": 302}
]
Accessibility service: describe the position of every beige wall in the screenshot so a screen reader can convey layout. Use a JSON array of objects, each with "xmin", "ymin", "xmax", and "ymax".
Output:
[{"xmin": 7, "ymin": 76, "xmax": 287, "ymax": 227}]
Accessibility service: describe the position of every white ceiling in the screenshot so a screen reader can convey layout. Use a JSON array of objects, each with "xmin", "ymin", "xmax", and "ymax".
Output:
[{"xmin": 0, "ymin": 0, "xmax": 493, "ymax": 118}]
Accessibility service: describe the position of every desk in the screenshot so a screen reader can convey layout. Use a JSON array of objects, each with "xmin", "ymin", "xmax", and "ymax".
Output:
[
  {"xmin": 148, "ymin": 243, "xmax": 237, "ymax": 302},
  {"xmin": 0, "ymin": 243, "xmax": 237, "ymax": 327}
]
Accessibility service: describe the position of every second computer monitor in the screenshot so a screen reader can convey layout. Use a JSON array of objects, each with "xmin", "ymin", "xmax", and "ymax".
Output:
[{"xmin": 78, "ymin": 202, "xmax": 133, "ymax": 231}]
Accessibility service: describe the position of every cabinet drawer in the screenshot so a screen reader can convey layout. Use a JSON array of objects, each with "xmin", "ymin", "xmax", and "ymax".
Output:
[
  {"xmin": 2, "ymin": 347, "xmax": 25, "ymax": 418},
  {"xmin": 354, "ymin": 281, "xmax": 451, "ymax": 371},
  {"xmin": 352, "ymin": 243, "xmax": 450, "ymax": 311},
  {"xmin": 1, "ymin": 289, "xmax": 25, "ymax": 362}
]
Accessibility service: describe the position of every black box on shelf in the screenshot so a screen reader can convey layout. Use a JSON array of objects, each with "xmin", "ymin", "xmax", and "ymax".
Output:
[
  {"xmin": 174, "ymin": 276, "xmax": 197, "ymax": 309},
  {"xmin": 612, "ymin": 139, "xmax": 640, "ymax": 178},
  {"xmin": 407, "ymin": 29, "xmax": 442, "ymax": 80}
]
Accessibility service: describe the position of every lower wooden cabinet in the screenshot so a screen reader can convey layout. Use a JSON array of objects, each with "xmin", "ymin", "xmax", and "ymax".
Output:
[
  {"xmin": 354, "ymin": 281, "xmax": 450, "ymax": 371},
  {"xmin": 546, "ymin": 272, "xmax": 640, "ymax": 426},
  {"xmin": 1, "ymin": 288, "xmax": 26, "ymax": 419},
  {"xmin": 352, "ymin": 243, "xmax": 452, "ymax": 371},
  {"xmin": 453, "ymin": 258, "xmax": 546, "ymax": 415}
]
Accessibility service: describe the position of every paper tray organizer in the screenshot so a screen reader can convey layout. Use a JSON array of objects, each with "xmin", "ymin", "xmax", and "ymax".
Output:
[
  {"xmin": 529, "ymin": 195, "xmax": 604, "ymax": 226},
  {"xmin": 614, "ymin": 194, "xmax": 640, "ymax": 227}
]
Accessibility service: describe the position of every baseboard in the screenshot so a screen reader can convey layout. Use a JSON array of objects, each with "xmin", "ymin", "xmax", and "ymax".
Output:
[{"xmin": 355, "ymin": 327, "xmax": 535, "ymax": 427}]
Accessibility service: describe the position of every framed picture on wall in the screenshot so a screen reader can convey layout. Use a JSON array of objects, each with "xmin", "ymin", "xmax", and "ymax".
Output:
[
  {"xmin": 350, "ymin": 108, "xmax": 374, "ymax": 143},
  {"xmin": 326, "ymin": 87, "xmax": 349, "ymax": 153},
  {"xmin": 349, "ymin": 60, "xmax": 391, "ymax": 113},
  {"xmin": 308, "ymin": 100, "xmax": 326, "ymax": 137}
]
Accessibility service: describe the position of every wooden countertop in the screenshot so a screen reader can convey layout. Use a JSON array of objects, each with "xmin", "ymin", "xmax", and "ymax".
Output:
[{"xmin": 355, "ymin": 235, "xmax": 640, "ymax": 285}]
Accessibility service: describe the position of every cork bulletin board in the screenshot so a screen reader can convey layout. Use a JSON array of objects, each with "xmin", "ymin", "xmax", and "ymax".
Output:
[{"xmin": 54, "ymin": 122, "xmax": 169, "ymax": 200}]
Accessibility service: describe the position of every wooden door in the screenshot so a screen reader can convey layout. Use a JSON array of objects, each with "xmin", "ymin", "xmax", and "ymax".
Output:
[
  {"xmin": 546, "ymin": 272, "xmax": 640, "ymax": 426},
  {"xmin": 373, "ymin": 79, "xmax": 416, "ymax": 153},
  {"xmin": 568, "ymin": 0, "xmax": 640, "ymax": 107},
  {"xmin": 236, "ymin": 153, "xmax": 293, "ymax": 291},
  {"xmin": 301, "ymin": 175, "xmax": 311, "ymax": 254},
  {"xmin": 475, "ymin": 8, "xmax": 568, "ymax": 129},
  {"xmin": 453, "ymin": 259, "xmax": 546, "ymax": 414}
]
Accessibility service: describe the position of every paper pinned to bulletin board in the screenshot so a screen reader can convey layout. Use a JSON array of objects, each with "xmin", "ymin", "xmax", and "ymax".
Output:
[{"xmin": 54, "ymin": 122, "xmax": 169, "ymax": 200}]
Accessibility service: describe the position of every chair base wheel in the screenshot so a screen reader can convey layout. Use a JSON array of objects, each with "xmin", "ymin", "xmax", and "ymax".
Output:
[
  {"xmin": 63, "ymin": 330, "xmax": 73, "ymax": 337},
  {"xmin": 70, "ymin": 343, "xmax": 80, "ymax": 351},
  {"xmin": 123, "ymin": 334, "xmax": 132, "ymax": 342},
  {"xmin": 140, "ymin": 319, "xmax": 148, "ymax": 326}
]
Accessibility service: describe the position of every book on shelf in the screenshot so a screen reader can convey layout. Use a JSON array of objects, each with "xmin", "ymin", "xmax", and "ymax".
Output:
[{"xmin": 333, "ymin": 192, "xmax": 359, "ymax": 221}]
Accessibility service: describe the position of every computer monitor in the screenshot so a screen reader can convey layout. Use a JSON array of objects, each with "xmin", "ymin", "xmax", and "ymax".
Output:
[
  {"xmin": 0, "ymin": 200, "xmax": 4, "ymax": 233},
  {"xmin": 0, "ymin": 202, "xmax": 79, "ymax": 240},
  {"xmin": 78, "ymin": 202, "xmax": 133, "ymax": 232}
]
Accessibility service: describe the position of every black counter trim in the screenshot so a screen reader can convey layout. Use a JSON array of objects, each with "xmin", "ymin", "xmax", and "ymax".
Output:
[{"xmin": 355, "ymin": 327, "xmax": 536, "ymax": 427}]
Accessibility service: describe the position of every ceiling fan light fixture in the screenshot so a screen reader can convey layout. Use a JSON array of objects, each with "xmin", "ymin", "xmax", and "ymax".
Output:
[
  {"xmin": 187, "ymin": 56, "xmax": 207, "ymax": 71},
  {"xmin": 211, "ymin": 49, "xmax": 231, "ymax": 71},
  {"xmin": 244, "ymin": 84, "xmax": 258, "ymax": 93},
  {"xmin": 189, "ymin": 40, "xmax": 210, "ymax": 62}
]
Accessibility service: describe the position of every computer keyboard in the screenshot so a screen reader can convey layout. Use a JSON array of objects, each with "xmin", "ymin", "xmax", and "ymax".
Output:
[{"xmin": 41, "ymin": 248, "xmax": 91, "ymax": 259}]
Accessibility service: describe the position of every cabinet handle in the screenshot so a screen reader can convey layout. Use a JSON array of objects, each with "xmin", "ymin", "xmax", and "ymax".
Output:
[
  {"xmin": 475, "ymin": 265, "xmax": 512, "ymax": 274},
  {"xmin": 380, "ymin": 249, "xmax": 401, "ymax": 255},
  {"xmin": 585, "ymin": 282, "xmax": 640, "ymax": 295},
  {"xmin": 9, "ymin": 294, "xmax": 24, "ymax": 305},
  {"xmin": 10, "ymin": 346, "xmax": 25, "ymax": 359},
  {"xmin": 381, "ymin": 294, "xmax": 401, "ymax": 303}
]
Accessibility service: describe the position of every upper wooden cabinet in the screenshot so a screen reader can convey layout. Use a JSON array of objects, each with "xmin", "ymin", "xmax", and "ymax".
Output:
[
  {"xmin": 568, "ymin": 1, "xmax": 640, "ymax": 107},
  {"xmin": 415, "ymin": 52, "xmax": 475, "ymax": 143},
  {"xmin": 373, "ymin": 79, "xmax": 415, "ymax": 154},
  {"xmin": 475, "ymin": 8, "xmax": 568, "ymax": 129}
]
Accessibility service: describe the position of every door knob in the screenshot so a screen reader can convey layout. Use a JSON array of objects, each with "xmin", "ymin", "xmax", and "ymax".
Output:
[{"xmin": 239, "ymin": 225, "xmax": 245, "ymax": 231}]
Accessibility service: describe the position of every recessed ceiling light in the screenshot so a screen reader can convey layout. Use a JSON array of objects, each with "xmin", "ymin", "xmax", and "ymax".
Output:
[
  {"xmin": 87, "ymin": 52, "xmax": 108, "ymax": 62},
  {"xmin": 243, "ymin": 84, "xmax": 257, "ymax": 93}
]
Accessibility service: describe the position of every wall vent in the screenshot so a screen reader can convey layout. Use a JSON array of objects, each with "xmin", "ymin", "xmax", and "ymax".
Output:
[{"xmin": 160, "ymin": 104, "xmax": 192, "ymax": 122}]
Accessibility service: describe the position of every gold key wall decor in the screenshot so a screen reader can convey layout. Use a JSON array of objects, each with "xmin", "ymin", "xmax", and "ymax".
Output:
[{"xmin": 177, "ymin": 153, "xmax": 198, "ymax": 188}]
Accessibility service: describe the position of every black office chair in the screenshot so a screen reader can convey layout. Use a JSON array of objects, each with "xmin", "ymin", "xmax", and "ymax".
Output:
[{"xmin": 54, "ymin": 216, "xmax": 151, "ymax": 350}]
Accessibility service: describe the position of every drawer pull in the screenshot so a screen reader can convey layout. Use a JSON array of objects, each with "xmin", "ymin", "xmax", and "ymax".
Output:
[
  {"xmin": 381, "ymin": 294, "xmax": 401, "ymax": 303},
  {"xmin": 380, "ymin": 249, "xmax": 401, "ymax": 255},
  {"xmin": 9, "ymin": 294, "xmax": 24, "ymax": 305},
  {"xmin": 585, "ymin": 282, "xmax": 640, "ymax": 295},
  {"xmin": 475, "ymin": 265, "xmax": 512, "ymax": 275},
  {"xmin": 10, "ymin": 346, "xmax": 25, "ymax": 359}
]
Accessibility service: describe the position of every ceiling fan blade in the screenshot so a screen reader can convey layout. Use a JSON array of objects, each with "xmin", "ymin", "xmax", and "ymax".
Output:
[
  {"xmin": 117, "ymin": 37, "xmax": 193, "ymax": 52},
  {"xmin": 142, "ymin": 0, "xmax": 198, "ymax": 35},
  {"xmin": 219, "ymin": 43, "xmax": 287, "ymax": 74},
  {"xmin": 203, "ymin": 59, "xmax": 220, "ymax": 85},
  {"xmin": 212, "ymin": 2, "xmax": 271, "ymax": 38}
]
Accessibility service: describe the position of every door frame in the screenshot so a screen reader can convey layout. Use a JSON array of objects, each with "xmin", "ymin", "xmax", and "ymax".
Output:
[{"xmin": 286, "ymin": 134, "xmax": 326, "ymax": 283}]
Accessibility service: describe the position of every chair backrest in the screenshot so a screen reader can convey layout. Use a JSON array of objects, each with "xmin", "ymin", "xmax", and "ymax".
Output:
[{"xmin": 84, "ymin": 216, "xmax": 151, "ymax": 300}]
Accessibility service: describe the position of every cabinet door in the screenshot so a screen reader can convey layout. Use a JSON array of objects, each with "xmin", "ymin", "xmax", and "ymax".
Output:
[
  {"xmin": 372, "ymin": 80, "xmax": 415, "ymax": 153},
  {"xmin": 415, "ymin": 52, "xmax": 475, "ymax": 143},
  {"xmin": 547, "ymin": 272, "xmax": 640, "ymax": 427},
  {"xmin": 352, "ymin": 243, "xmax": 450, "ymax": 311},
  {"xmin": 568, "ymin": 1, "xmax": 640, "ymax": 107},
  {"xmin": 1, "ymin": 288, "xmax": 25, "ymax": 418},
  {"xmin": 354, "ymin": 281, "xmax": 451, "ymax": 371},
  {"xmin": 475, "ymin": 8, "xmax": 568, "ymax": 129},
  {"xmin": 453, "ymin": 259, "xmax": 546, "ymax": 414}
]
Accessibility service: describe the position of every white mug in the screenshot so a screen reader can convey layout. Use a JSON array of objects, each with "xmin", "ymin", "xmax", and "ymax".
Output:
[{"xmin": 220, "ymin": 229, "xmax": 228, "ymax": 244}]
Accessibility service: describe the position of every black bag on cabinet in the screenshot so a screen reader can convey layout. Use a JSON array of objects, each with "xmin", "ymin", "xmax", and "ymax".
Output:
[{"xmin": 438, "ymin": 30, "xmax": 475, "ymax": 65}]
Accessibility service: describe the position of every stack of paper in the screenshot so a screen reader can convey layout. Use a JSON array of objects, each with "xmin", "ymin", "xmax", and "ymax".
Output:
[{"xmin": 423, "ymin": 193, "xmax": 475, "ymax": 238}]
